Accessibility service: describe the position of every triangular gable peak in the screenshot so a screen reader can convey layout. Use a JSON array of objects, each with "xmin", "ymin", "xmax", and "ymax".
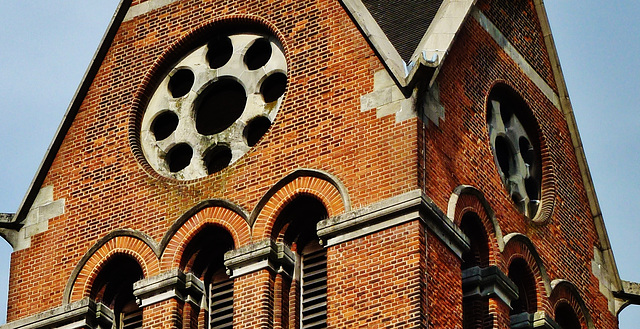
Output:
[{"xmin": 339, "ymin": 0, "xmax": 475, "ymax": 88}]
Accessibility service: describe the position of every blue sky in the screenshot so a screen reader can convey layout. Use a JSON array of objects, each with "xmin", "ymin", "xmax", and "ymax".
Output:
[{"xmin": 0, "ymin": 0, "xmax": 638, "ymax": 327}]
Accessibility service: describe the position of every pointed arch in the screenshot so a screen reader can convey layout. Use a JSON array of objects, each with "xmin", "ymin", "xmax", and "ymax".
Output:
[
  {"xmin": 251, "ymin": 170, "xmax": 348, "ymax": 240},
  {"xmin": 66, "ymin": 231, "xmax": 160, "ymax": 304}
]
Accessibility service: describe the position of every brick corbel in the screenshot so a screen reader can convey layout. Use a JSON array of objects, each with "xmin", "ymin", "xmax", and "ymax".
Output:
[
  {"xmin": 462, "ymin": 265, "xmax": 519, "ymax": 307},
  {"xmin": 132, "ymin": 269, "xmax": 205, "ymax": 308},
  {"xmin": 317, "ymin": 189, "xmax": 470, "ymax": 258},
  {"xmin": 0, "ymin": 298, "xmax": 113, "ymax": 329},
  {"xmin": 510, "ymin": 311, "xmax": 561, "ymax": 329},
  {"xmin": 224, "ymin": 239, "xmax": 295, "ymax": 278}
]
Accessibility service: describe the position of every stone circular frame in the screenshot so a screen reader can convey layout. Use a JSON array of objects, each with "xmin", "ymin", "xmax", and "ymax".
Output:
[
  {"xmin": 139, "ymin": 32, "xmax": 287, "ymax": 180},
  {"xmin": 487, "ymin": 85, "xmax": 543, "ymax": 219}
]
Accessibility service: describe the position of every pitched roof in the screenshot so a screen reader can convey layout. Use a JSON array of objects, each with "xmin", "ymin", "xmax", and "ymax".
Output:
[{"xmin": 361, "ymin": 0, "xmax": 444, "ymax": 62}]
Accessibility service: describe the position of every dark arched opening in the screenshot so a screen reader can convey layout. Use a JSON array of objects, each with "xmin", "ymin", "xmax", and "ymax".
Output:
[
  {"xmin": 90, "ymin": 254, "xmax": 144, "ymax": 329},
  {"xmin": 508, "ymin": 258, "xmax": 537, "ymax": 315},
  {"xmin": 460, "ymin": 213, "xmax": 492, "ymax": 329},
  {"xmin": 181, "ymin": 225, "xmax": 234, "ymax": 329},
  {"xmin": 274, "ymin": 195, "xmax": 328, "ymax": 329}
]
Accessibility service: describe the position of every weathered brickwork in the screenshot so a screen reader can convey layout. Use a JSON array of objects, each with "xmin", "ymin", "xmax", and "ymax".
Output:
[
  {"xmin": 3, "ymin": 0, "xmax": 621, "ymax": 328},
  {"xmin": 419, "ymin": 4, "xmax": 617, "ymax": 328},
  {"xmin": 476, "ymin": 0, "xmax": 558, "ymax": 92}
]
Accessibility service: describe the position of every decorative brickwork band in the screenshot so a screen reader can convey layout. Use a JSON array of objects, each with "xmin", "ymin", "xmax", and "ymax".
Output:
[
  {"xmin": 0, "ymin": 298, "xmax": 113, "ymax": 329},
  {"xmin": 224, "ymin": 239, "xmax": 295, "ymax": 278},
  {"xmin": 132, "ymin": 269, "xmax": 205, "ymax": 308},
  {"xmin": 317, "ymin": 189, "xmax": 470, "ymax": 258},
  {"xmin": 510, "ymin": 311, "xmax": 560, "ymax": 329}
]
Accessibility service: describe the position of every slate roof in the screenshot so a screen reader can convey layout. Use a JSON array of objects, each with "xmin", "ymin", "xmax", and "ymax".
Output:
[{"xmin": 362, "ymin": 0, "xmax": 444, "ymax": 62}]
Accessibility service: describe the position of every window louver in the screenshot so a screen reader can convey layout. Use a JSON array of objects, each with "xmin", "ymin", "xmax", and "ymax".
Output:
[
  {"xmin": 209, "ymin": 279, "xmax": 234, "ymax": 329},
  {"xmin": 301, "ymin": 249, "xmax": 327, "ymax": 329},
  {"xmin": 121, "ymin": 310, "xmax": 143, "ymax": 329}
]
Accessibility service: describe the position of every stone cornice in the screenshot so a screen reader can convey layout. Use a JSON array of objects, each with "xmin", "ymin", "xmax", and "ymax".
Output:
[
  {"xmin": 224, "ymin": 239, "xmax": 295, "ymax": 278},
  {"xmin": 0, "ymin": 298, "xmax": 113, "ymax": 329},
  {"xmin": 317, "ymin": 189, "xmax": 469, "ymax": 258},
  {"xmin": 462, "ymin": 265, "xmax": 518, "ymax": 307}
]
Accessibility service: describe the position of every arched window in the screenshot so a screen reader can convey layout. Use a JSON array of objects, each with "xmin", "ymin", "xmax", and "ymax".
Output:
[
  {"xmin": 90, "ymin": 254, "xmax": 144, "ymax": 329},
  {"xmin": 273, "ymin": 195, "xmax": 328, "ymax": 329},
  {"xmin": 555, "ymin": 301, "xmax": 581, "ymax": 329},
  {"xmin": 508, "ymin": 258, "xmax": 537, "ymax": 315},
  {"xmin": 460, "ymin": 213, "xmax": 491, "ymax": 329},
  {"xmin": 181, "ymin": 225, "xmax": 234, "ymax": 329}
]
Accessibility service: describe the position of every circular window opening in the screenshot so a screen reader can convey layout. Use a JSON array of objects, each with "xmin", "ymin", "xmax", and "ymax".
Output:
[
  {"xmin": 195, "ymin": 79, "xmax": 247, "ymax": 135},
  {"xmin": 151, "ymin": 111, "xmax": 179, "ymax": 141},
  {"xmin": 244, "ymin": 38, "xmax": 272, "ymax": 70},
  {"xmin": 261, "ymin": 72, "xmax": 287, "ymax": 103},
  {"xmin": 168, "ymin": 69, "xmax": 195, "ymax": 98},
  {"xmin": 166, "ymin": 143, "xmax": 193, "ymax": 173},
  {"xmin": 204, "ymin": 145, "xmax": 232, "ymax": 174},
  {"xmin": 207, "ymin": 36, "xmax": 233, "ymax": 69},
  {"xmin": 244, "ymin": 116, "xmax": 272, "ymax": 147},
  {"xmin": 138, "ymin": 31, "xmax": 288, "ymax": 180},
  {"xmin": 487, "ymin": 84, "xmax": 544, "ymax": 219}
]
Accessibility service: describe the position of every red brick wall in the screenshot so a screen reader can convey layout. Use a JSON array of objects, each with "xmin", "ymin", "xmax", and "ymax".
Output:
[
  {"xmin": 5, "ymin": 0, "xmax": 618, "ymax": 328},
  {"xmin": 420, "ymin": 6, "xmax": 616, "ymax": 328},
  {"xmin": 7, "ymin": 0, "xmax": 417, "ymax": 323},
  {"xmin": 476, "ymin": 0, "xmax": 558, "ymax": 91},
  {"xmin": 328, "ymin": 221, "xmax": 426, "ymax": 328}
]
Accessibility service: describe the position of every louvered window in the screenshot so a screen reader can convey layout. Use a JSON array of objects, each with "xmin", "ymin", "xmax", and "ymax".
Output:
[
  {"xmin": 209, "ymin": 278, "xmax": 234, "ymax": 329},
  {"xmin": 121, "ymin": 310, "xmax": 142, "ymax": 329},
  {"xmin": 300, "ymin": 248, "xmax": 327, "ymax": 329}
]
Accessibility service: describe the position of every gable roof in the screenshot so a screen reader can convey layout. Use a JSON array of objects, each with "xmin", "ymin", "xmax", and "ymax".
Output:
[
  {"xmin": 2, "ymin": 0, "xmax": 627, "ymax": 307},
  {"xmin": 361, "ymin": 0, "xmax": 444, "ymax": 63}
]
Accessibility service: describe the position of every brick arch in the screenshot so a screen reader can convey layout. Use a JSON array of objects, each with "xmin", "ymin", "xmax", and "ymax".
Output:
[
  {"xmin": 550, "ymin": 280, "xmax": 594, "ymax": 329},
  {"xmin": 252, "ymin": 175, "xmax": 346, "ymax": 240},
  {"xmin": 160, "ymin": 206, "xmax": 251, "ymax": 270},
  {"xmin": 68, "ymin": 235, "xmax": 160, "ymax": 303},
  {"xmin": 449, "ymin": 185, "xmax": 504, "ymax": 255},
  {"xmin": 503, "ymin": 233, "xmax": 552, "ymax": 312}
]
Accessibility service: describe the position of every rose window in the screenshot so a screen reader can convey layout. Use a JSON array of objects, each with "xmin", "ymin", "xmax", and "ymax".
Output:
[
  {"xmin": 487, "ymin": 90, "xmax": 542, "ymax": 219},
  {"xmin": 139, "ymin": 32, "xmax": 287, "ymax": 180}
]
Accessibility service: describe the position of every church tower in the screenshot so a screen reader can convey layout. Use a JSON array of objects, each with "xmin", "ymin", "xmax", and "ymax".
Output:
[{"xmin": 1, "ymin": 0, "xmax": 638, "ymax": 328}]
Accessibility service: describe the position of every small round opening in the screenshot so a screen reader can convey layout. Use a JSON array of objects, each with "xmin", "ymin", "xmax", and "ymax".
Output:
[
  {"xmin": 244, "ymin": 38, "xmax": 272, "ymax": 70},
  {"xmin": 495, "ymin": 135, "xmax": 513, "ymax": 176},
  {"xmin": 519, "ymin": 137, "xmax": 534, "ymax": 165},
  {"xmin": 525, "ymin": 177, "xmax": 539, "ymax": 201},
  {"xmin": 204, "ymin": 145, "xmax": 232, "ymax": 174},
  {"xmin": 260, "ymin": 72, "xmax": 287, "ymax": 103},
  {"xmin": 166, "ymin": 143, "xmax": 193, "ymax": 173},
  {"xmin": 168, "ymin": 69, "xmax": 195, "ymax": 98},
  {"xmin": 244, "ymin": 116, "xmax": 272, "ymax": 147},
  {"xmin": 151, "ymin": 111, "xmax": 179, "ymax": 141},
  {"xmin": 500, "ymin": 103, "xmax": 513, "ymax": 126},
  {"xmin": 207, "ymin": 36, "xmax": 233, "ymax": 69},
  {"xmin": 195, "ymin": 79, "xmax": 247, "ymax": 135}
]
